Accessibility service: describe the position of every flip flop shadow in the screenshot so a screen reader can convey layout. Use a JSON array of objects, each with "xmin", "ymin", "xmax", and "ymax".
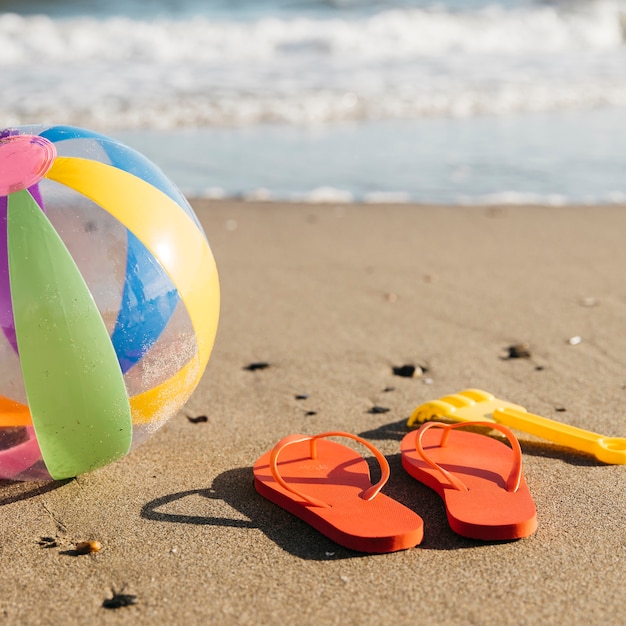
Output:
[{"xmin": 141, "ymin": 454, "xmax": 478, "ymax": 556}]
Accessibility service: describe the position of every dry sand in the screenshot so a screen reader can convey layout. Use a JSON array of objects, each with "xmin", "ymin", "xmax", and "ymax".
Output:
[{"xmin": 1, "ymin": 201, "xmax": 625, "ymax": 625}]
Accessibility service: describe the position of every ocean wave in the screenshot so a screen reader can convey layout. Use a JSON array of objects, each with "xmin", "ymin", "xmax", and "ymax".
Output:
[
  {"xmin": 3, "ymin": 80, "xmax": 626, "ymax": 130},
  {"xmin": 2, "ymin": 3, "xmax": 624, "ymax": 62},
  {"xmin": 2, "ymin": 2, "xmax": 626, "ymax": 128}
]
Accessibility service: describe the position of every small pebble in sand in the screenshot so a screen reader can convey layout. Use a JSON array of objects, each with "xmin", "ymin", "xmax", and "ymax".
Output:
[
  {"xmin": 187, "ymin": 415, "xmax": 209, "ymax": 424},
  {"xmin": 392, "ymin": 364, "xmax": 425, "ymax": 378},
  {"xmin": 295, "ymin": 394, "xmax": 309, "ymax": 400},
  {"xmin": 568, "ymin": 336, "xmax": 582, "ymax": 346},
  {"xmin": 385, "ymin": 292, "xmax": 398, "ymax": 302},
  {"xmin": 243, "ymin": 362, "xmax": 270, "ymax": 371},
  {"xmin": 506, "ymin": 343, "xmax": 532, "ymax": 359},
  {"xmin": 369, "ymin": 406, "xmax": 390, "ymax": 414},
  {"xmin": 75, "ymin": 540, "xmax": 102, "ymax": 555}
]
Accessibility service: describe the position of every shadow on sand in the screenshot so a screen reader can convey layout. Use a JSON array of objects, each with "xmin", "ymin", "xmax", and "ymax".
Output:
[{"xmin": 140, "ymin": 451, "xmax": 485, "ymax": 559}]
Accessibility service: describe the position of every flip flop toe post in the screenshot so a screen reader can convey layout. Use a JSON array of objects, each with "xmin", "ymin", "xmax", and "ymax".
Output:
[
  {"xmin": 401, "ymin": 422, "xmax": 537, "ymax": 541},
  {"xmin": 253, "ymin": 432, "xmax": 424, "ymax": 553}
]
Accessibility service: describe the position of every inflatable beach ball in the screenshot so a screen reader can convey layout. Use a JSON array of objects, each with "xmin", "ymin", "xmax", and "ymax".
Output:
[{"xmin": 0, "ymin": 125, "xmax": 219, "ymax": 481}]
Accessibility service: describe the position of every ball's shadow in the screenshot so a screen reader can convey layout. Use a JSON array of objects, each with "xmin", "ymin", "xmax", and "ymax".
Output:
[{"xmin": 0, "ymin": 478, "xmax": 70, "ymax": 506}]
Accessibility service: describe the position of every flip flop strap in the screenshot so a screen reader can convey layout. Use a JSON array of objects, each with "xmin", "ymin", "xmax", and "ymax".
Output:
[
  {"xmin": 414, "ymin": 421, "xmax": 523, "ymax": 493},
  {"xmin": 269, "ymin": 431, "xmax": 391, "ymax": 509}
]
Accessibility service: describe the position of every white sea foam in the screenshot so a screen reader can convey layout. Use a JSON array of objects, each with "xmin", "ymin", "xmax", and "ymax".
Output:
[
  {"xmin": 458, "ymin": 191, "xmax": 569, "ymax": 206},
  {"xmin": 2, "ymin": 2, "xmax": 626, "ymax": 129},
  {"xmin": 292, "ymin": 186, "xmax": 356, "ymax": 203},
  {"xmin": 190, "ymin": 187, "xmax": 626, "ymax": 206}
]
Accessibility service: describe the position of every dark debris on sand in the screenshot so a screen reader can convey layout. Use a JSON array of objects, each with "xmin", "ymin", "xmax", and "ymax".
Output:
[
  {"xmin": 187, "ymin": 415, "xmax": 209, "ymax": 424},
  {"xmin": 505, "ymin": 343, "xmax": 532, "ymax": 359},
  {"xmin": 37, "ymin": 536, "xmax": 58, "ymax": 548},
  {"xmin": 243, "ymin": 362, "xmax": 271, "ymax": 371},
  {"xmin": 368, "ymin": 406, "xmax": 390, "ymax": 414},
  {"xmin": 392, "ymin": 364, "xmax": 427, "ymax": 378},
  {"xmin": 102, "ymin": 587, "xmax": 138, "ymax": 610}
]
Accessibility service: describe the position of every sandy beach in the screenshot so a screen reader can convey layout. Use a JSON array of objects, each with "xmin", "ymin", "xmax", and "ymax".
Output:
[{"xmin": 1, "ymin": 200, "xmax": 625, "ymax": 625}]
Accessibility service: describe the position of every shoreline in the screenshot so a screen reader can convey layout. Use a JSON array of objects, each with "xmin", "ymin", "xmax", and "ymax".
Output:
[
  {"xmin": 188, "ymin": 197, "xmax": 626, "ymax": 208},
  {"xmin": 114, "ymin": 107, "xmax": 626, "ymax": 207}
]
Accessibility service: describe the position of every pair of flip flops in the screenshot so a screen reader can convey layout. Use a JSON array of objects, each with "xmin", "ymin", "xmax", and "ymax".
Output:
[{"xmin": 253, "ymin": 422, "xmax": 537, "ymax": 553}]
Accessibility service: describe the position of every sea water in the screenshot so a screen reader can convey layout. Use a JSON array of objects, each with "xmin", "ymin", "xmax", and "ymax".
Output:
[{"xmin": 2, "ymin": 0, "xmax": 626, "ymax": 204}]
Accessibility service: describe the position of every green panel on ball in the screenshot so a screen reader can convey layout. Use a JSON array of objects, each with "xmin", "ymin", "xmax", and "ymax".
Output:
[{"xmin": 7, "ymin": 189, "xmax": 132, "ymax": 479}]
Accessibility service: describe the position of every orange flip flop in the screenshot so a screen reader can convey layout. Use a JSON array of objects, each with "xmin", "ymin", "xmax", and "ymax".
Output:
[
  {"xmin": 400, "ymin": 421, "xmax": 537, "ymax": 541},
  {"xmin": 253, "ymin": 431, "xmax": 424, "ymax": 553}
]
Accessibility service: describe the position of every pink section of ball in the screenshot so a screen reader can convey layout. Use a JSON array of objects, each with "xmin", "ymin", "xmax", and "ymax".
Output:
[{"xmin": 0, "ymin": 135, "xmax": 57, "ymax": 196}]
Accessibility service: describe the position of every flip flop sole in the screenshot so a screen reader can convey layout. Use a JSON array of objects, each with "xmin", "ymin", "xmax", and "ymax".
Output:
[
  {"xmin": 401, "ymin": 426, "xmax": 537, "ymax": 541},
  {"xmin": 254, "ymin": 436, "xmax": 423, "ymax": 553}
]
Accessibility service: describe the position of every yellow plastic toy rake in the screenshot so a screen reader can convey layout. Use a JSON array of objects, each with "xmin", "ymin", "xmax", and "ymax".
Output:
[{"xmin": 407, "ymin": 389, "xmax": 626, "ymax": 465}]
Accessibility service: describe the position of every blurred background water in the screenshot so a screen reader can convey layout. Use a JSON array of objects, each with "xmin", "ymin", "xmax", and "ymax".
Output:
[{"xmin": 1, "ymin": 0, "xmax": 626, "ymax": 203}]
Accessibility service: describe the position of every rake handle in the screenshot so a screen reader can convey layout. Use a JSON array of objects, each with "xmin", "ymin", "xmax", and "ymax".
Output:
[{"xmin": 495, "ymin": 408, "xmax": 626, "ymax": 465}]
